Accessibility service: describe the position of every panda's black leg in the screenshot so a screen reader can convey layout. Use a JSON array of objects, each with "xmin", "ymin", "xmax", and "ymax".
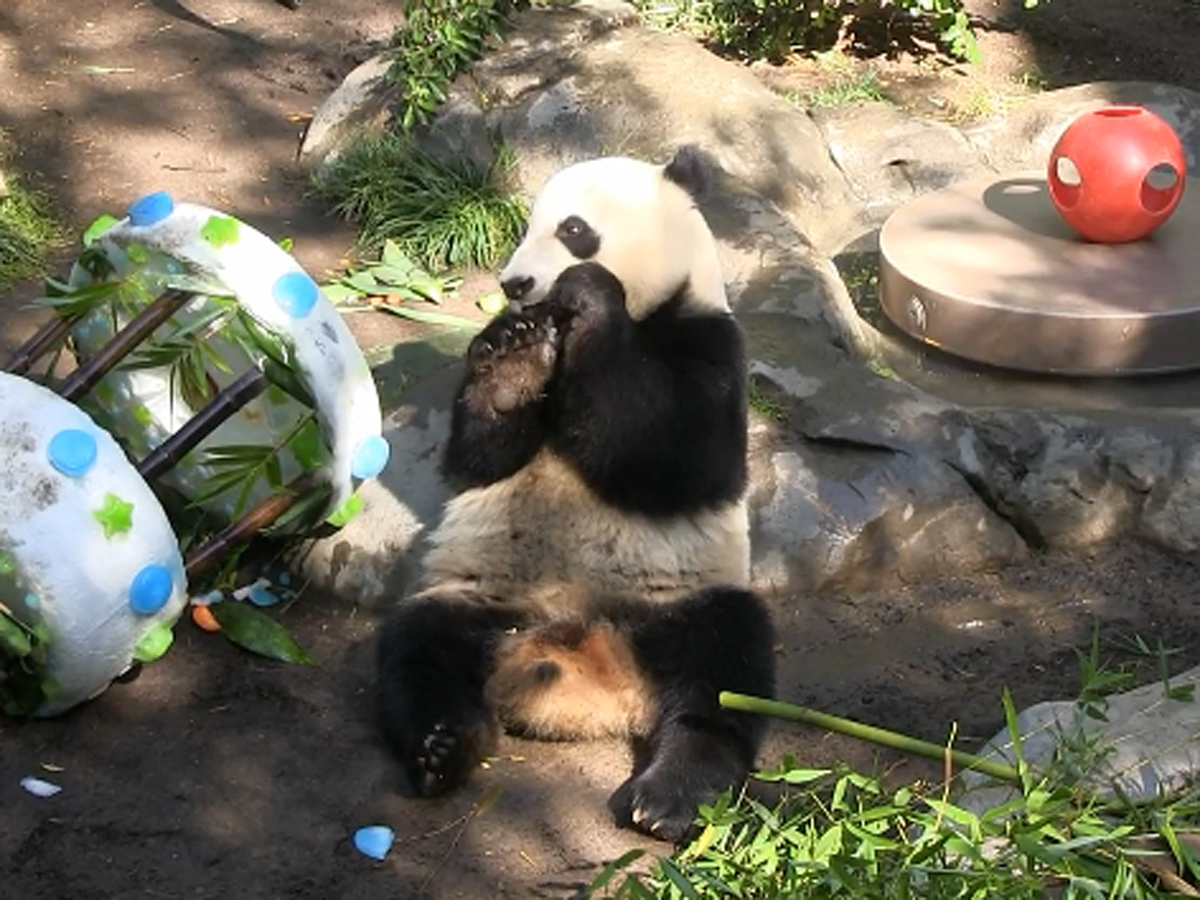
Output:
[
  {"xmin": 442, "ymin": 310, "xmax": 559, "ymax": 488},
  {"xmin": 376, "ymin": 595, "xmax": 526, "ymax": 797},
  {"xmin": 609, "ymin": 586, "xmax": 775, "ymax": 843}
]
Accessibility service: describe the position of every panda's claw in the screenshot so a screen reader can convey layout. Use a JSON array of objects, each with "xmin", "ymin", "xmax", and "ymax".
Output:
[
  {"xmin": 469, "ymin": 313, "xmax": 555, "ymax": 365},
  {"xmin": 463, "ymin": 311, "xmax": 560, "ymax": 414},
  {"xmin": 609, "ymin": 740, "xmax": 749, "ymax": 845}
]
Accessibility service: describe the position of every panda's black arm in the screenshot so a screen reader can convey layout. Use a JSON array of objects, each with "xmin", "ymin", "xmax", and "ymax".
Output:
[
  {"xmin": 548, "ymin": 283, "xmax": 748, "ymax": 517},
  {"xmin": 442, "ymin": 312, "xmax": 557, "ymax": 487}
]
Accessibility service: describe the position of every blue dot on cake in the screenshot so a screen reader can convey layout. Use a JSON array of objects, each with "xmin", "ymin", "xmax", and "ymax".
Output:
[
  {"xmin": 128, "ymin": 564, "xmax": 174, "ymax": 615},
  {"xmin": 350, "ymin": 434, "xmax": 390, "ymax": 480},
  {"xmin": 272, "ymin": 271, "xmax": 319, "ymax": 319},
  {"xmin": 47, "ymin": 429, "xmax": 98, "ymax": 477},
  {"xmin": 127, "ymin": 191, "xmax": 175, "ymax": 228}
]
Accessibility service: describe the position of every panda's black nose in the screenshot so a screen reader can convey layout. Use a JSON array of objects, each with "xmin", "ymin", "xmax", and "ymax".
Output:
[{"xmin": 501, "ymin": 275, "xmax": 534, "ymax": 300}]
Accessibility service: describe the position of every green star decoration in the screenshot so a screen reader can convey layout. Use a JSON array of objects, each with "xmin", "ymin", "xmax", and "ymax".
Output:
[
  {"xmin": 201, "ymin": 214, "xmax": 240, "ymax": 248},
  {"xmin": 93, "ymin": 493, "xmax": 135, "ymax": 539}
]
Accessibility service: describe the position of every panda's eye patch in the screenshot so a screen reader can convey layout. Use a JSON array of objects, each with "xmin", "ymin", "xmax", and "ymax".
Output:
[{"xmin": 555, "ymin": 215, "xmax": 600, "ymax": 260}]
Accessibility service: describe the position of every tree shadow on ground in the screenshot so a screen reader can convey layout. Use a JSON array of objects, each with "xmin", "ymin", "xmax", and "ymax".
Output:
[{"xmin": 988, "ymin": 0, "xmax": 1200, "ymax": 94}]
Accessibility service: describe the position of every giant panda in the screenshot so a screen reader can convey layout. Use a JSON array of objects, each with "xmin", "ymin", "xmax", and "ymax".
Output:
[{"xmin": 375, "ymin": 146, "xmax": 775, "ymax": 843}]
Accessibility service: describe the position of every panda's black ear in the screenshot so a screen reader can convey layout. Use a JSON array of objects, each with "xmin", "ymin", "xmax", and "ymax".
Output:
[{"xmin": 663, "ymin": 145, "xmax": 710, "ymax": 202}]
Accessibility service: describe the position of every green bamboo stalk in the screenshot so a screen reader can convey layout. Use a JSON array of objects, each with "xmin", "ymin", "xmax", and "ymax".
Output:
[{"xmin": 719, "ymin": 691, "xmax": 1021, "ymax": 784}]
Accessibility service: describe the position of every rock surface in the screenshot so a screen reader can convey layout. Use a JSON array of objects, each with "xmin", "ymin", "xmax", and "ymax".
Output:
[{"xmin": 962, "ymin": 661, "xmax": 1200, "ymax": 812}]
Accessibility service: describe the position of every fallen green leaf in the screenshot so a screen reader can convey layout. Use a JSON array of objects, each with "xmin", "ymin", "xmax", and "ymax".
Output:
[
  {"xmin": 373, "ymin": 304, "xmax": 482, "ymax": 330},
  {"xmin": 211, "ymin": 602, "xmax": 316, "ymax": 665}
]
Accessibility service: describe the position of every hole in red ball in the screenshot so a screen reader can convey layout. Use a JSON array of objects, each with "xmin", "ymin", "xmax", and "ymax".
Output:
[
  {"xmin": 1051, "ymin": 155, "xmax": 1082, "ymax": 209},
  {"xmin": 1054, "ymin": 156, "xmax": 1082, "ymax": 187},
  {"xmin": 1146, "ymin": 163, "xmax": 1179, "ymax": 191},
  {"xmin": 1141, "ymin": 163, "xmax": 1181, "ymax": 214},
  {"xmin": 1094, "ymin": 106, "xmax": 1143, "ymax": 119}
]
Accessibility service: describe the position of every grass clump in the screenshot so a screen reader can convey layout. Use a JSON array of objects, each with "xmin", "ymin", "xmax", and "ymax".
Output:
[
  {"xmin": 388, "ymin": 0, "xmax": 529, "ymax": 133},
  {"xmin": 0, "ymin": 143, "xmax": 61, "ymax": 290},
  {"xmin": 315, "ymin": 134, "xmax": 526, "ymax": 271},
  {"xmin": 799, "ymin": 67, "xmax": 887, "ymax": 108},
  {"xmin": 317, "ymin": 2, "xmax": 532, "ymax": 283},
  {"xmin": 630, "ymin": 0, "xmax": 985, "ymax": 64}
]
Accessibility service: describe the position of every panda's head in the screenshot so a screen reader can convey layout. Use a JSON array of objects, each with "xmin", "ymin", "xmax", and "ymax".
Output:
[{"xmin": 499, "ymin": 146, "xmax": 729, "ymax": 321}]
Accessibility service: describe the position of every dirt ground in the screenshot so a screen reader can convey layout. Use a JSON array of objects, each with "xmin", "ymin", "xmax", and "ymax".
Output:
[{"xmin": 5, "ymin": 1, "xmax": 1200, "ymax": 898}]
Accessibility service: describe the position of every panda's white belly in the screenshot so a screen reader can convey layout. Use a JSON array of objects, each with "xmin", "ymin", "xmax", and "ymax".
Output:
[{"xmin": 419, "ymin": 450, "xmax": 748, "ymax": 615}]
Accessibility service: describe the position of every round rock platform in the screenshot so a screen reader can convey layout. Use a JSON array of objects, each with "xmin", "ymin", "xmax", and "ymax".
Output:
[{"xmin": 880, "ymin": 173, "xmax": 1200, "ymax": 375}]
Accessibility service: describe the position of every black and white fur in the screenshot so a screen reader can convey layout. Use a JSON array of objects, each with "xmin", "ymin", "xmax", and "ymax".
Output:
[{"xmin": 375, "ymin": 147, "xmax": 775, "ymax": 843}]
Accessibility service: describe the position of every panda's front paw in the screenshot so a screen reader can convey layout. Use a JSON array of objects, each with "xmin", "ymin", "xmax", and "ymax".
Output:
[
  {"xmin": 404, "ymin": 715, "xmax": 496, "ymax": 798},
  {"xmin": 465, "ymin": 312, "xmax": 559, "ymax": 414},
  {"xmin": 544, "ymin": 263, "xmax": 627, "ymax": 331}
]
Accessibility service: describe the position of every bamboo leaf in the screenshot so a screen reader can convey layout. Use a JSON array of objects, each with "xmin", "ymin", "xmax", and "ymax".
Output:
[
  {"xmin": 32, "ymin": 279, "xmax": 122, "ymax": 314},
  {"xmin": 188, "ymin": 469, "xmax": 257, "ymax": 506},
  {"xmin": 380, "ymin": 239, "xmax": 413, "ymax": 269},
  {"xmin": 210, "ymin": 602, "xmax": 316, "ymax": 665},
  {"xmin": 203, "ymin": 444, "xmax": 275, "ymax": 464},
  {"xmin": 344, "ymin": 269, "xmax": 379, "ymax": 292},
  {"xmin": 263, "ymin": 481, "xmax": 333, "ymax": 537},
  {"xmin": 287, "ymin": 417, "xmax": 328, "ymax": 470},
  {"xmin": 322, "ymin": 281, "xmax": 362, "ymax": 305},
  {"xmin": 264, "ymin": 452, "xmax": 283, "ymax": 491},
  {"xmin": 371, "ymin": 264, "xmax": 419, "ymax": 286},
  {"xmin": 372, "ymin": 304, "xmax": 481, "ymax": 330},
  {"xmin": 657, "ymin": 858, "xmax": 702, "ymax": 900}
]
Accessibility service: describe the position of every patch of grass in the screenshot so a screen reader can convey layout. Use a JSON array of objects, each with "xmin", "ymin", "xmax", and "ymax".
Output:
[
  {"xmin": 747, "ymin": 377, "xmax": 787, "ymax": 423},
  {"xmin": 945, "ymin": 71, "xmax": 1042, "ymax": 121},
  {"xmin": 387, "ymin": 0, "xmax": 528, "ymax": 133},
  {"xmin": 632, "ymin": 0, "xmax": 713, "ymax": 35},
  {"xmin": 315, "ymin": 134, "xmax": 527, "ymax": 271},
  {"xmin": 797, "ymin": 68, "xmax": 888, "ymax": 108},
  {"xmin": 630, "ymin": 0, "xmax": 984, "ymax": 63},
  {"xmin": 0, "ymin": 145, "xmax": 61, "ymax": 290}
]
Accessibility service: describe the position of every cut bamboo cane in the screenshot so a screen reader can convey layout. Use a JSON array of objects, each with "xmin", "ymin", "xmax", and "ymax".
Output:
[
  {"xmin": 59, "ymin": 289, "xmax": 192, "ymax": 401},
  {"xmin": 137, "ymin": 368, "xmax": 270, "ymax": 481}
]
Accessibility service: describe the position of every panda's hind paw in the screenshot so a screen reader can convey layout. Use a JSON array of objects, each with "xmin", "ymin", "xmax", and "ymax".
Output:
[
  {"xmin": 405, "ymin": 718, "xmax": 494, "ymax": 798},
  {"xmin": 609, "ymin": 742, "xmax": 747, "ymax": 844},
  {"xmin": 609, "ymin": 766, "xmax": 705, "ymax": 844}
]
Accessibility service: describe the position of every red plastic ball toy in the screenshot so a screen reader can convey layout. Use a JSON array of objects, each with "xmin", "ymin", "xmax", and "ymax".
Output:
[{"xmin": 1047, "ymin": 106, "xmax": 1187, "ymax": 243}]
